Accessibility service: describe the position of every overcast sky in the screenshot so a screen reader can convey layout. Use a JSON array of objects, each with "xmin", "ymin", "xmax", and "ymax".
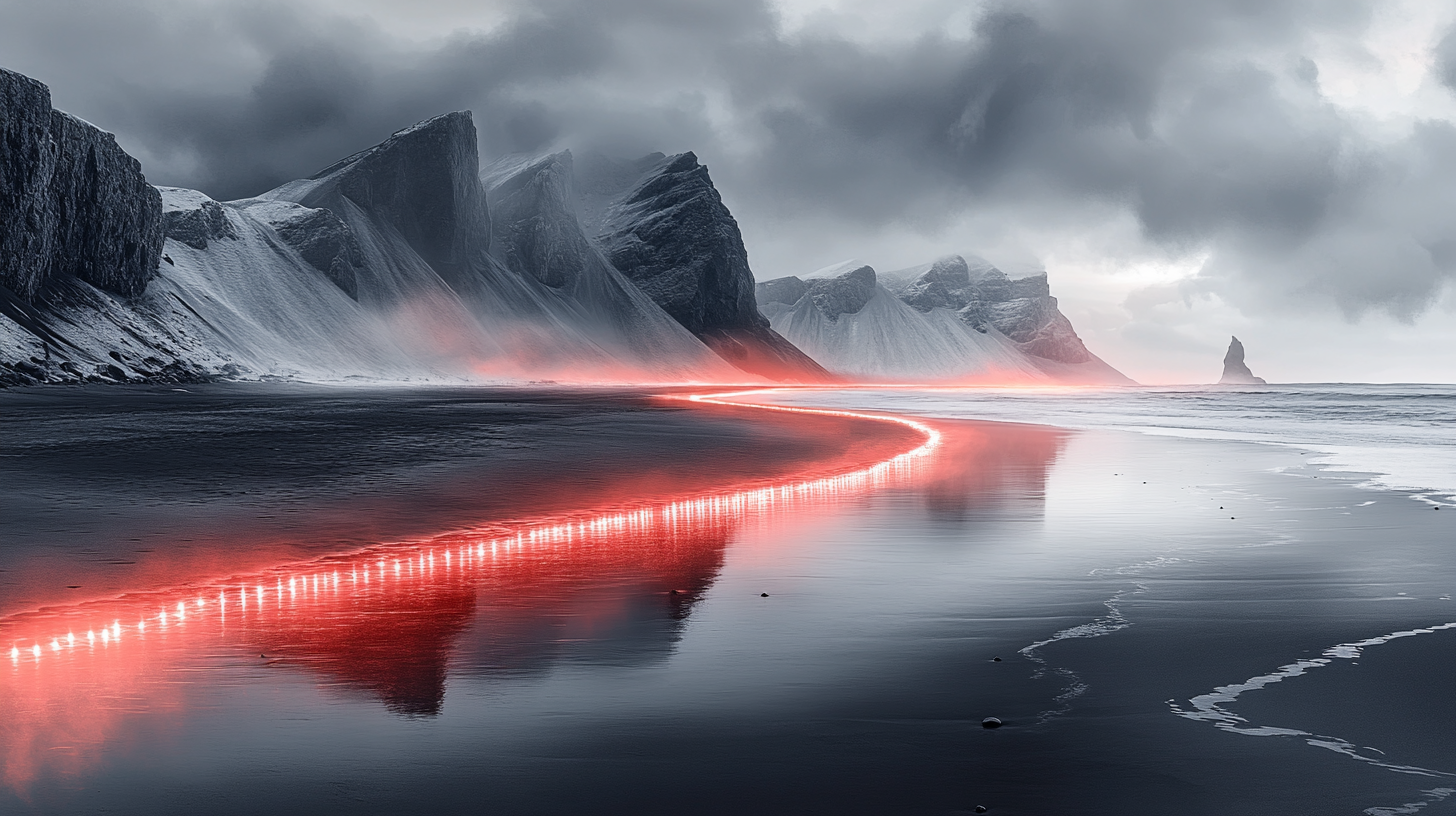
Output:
[{"xmin": 4, "ymin": 0, "xmax": 1456, "ymax": 383}]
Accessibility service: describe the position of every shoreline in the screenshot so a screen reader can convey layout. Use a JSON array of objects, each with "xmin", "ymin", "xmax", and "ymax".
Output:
[
  {"xmin": 0, "ymin": 383, "xmax": 920, "ymax": 619},
  {"xmin": 1, "ymin": 384, "xmax": 1453, "ymax": 814}
]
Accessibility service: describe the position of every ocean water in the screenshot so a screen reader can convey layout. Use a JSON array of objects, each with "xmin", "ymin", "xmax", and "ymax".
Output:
[{"xmin": 756, "ymin": 383, "xmax": 1456, "ymax": 502}]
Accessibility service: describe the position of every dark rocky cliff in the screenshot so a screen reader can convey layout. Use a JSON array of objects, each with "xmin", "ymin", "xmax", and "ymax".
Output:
[
  {"xmin": 0, "ymin": 68, "xmax": 163, "ymax": 302},
  {"xmin": 163, "ymin": 196, "xmax": 237, "ymax": 250},
  {"xmin": 578, "ymin": 152, "xmax": 830, "ymax": 382},
  {"xmin": 587, "ymin": 152, "xmax": 758, "ymax": 333},
  {"xmin": 299, "ymin": 112, "xmax": 490, "ymax": 292},
  {"xmin": 487, "ymin": 152, "xmax": 593, "ymax": 289}
]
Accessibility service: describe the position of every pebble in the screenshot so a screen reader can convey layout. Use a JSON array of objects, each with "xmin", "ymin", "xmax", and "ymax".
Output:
[{"xmin": 981, "ymin": 717, "xmax": 1002, "ymax": 729}]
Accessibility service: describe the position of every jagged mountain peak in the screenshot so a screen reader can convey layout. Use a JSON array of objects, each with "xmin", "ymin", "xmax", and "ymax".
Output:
[
  {"xmin": 806, "ymin": 265, "xmax": 877, "ymax": 322},
  {"xmin": 309, "ymin": 111, "xmax": 477, "ymax": 181},
  {"xmin": 760, "ymin": 251, "xmax": 1131, "ymax": 384},
  {"xmin": 802, "ymin": 258, "xmax": 867, "ymax": 280},
  {"xmin": 757, "ymin": 276, "xmax": 810, "ymax": 307},
  {"xmin": 902, "ymin": 256, "xmax": 975, "ymax": 313},
  {"xmin": 270, "ymin": 111, "xmax": 489, "ymax": 292},
  {"xmin": 567, "ymin": 148, "xmax": 830, "ymax": 382},
  {"xmin": 589, "ymin": 152, "xmax": 756, "ymax": 333},
  {"xmin": 481, "ymin": 150, "xmax": 573, "ymax": 196},
  {"xmin": 927, "ymin": 254, "xmax": 971, "ymax": 280}
]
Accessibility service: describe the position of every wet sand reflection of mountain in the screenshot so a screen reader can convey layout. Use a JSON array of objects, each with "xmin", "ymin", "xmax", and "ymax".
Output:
[
  {"xmin": 254, "ymin": 520, "xmax": 733, "ymax": 717},
  {"xmin": 920, "ymin": 420, "xmax": 1069, "ymax": 519},
  {"xmin": 1, "ymin": 397, "xmax": 1068, "ymax": 795},
  {"xmin": 255, "ymin": 420, "xmax": 1065, "ymax": 716}
]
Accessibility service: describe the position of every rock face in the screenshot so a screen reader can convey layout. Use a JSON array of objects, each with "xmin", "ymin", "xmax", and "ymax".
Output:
[
  {"xmin": 899, "ymin": 255, "xmax": 981, "ymax": 312},
  {"xmin": 237, "ymin": 200, "xmax": 365, "ymax": 300},
  {"xmin": 486, "ymin": 151, "xmax": 594, "ymax": 289},
  {"xmin": 759, "ymin": 256, "xmax": 1132, "ymax": 384},
  {"xmin": 894, "ymin": 255, "xmax": 1090, "ymax": 364},
  {"xmin": 280, "ymin": 112, "xmax": 491, "ymax": 298},
  {"xmin": 162, "ymin": 189, "xmax": 238, "ymax": 250},
  {"xmin": 583, "ymin": 152, "xmax": 756, "ymax": 332},
  {"xmin": 806, "ymin": 265, "xmax": 876, "ymax": 321},
  {"xmin": 1219, "ymin": 336, "xmax": 1266, "ymax": 384},
  {"xmin": 756, "ymin": 276, "xmax": 808, "ymax": 310},
  {"xmin": 480, "ymin": 151, "xmax": 732, "ymax": 369},
  {"xmin": 576, "ymin": 152, "xmax": 830, "ymax": 382},
  {"xmin": 0, "ymin": 68, "xmax": 163, "ymax": 302}
]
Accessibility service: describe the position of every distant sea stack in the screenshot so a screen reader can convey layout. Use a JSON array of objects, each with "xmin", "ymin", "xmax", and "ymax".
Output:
[{"xmin": 1219, "ymin": 336, "xmax": 1266, "ymax": 384}]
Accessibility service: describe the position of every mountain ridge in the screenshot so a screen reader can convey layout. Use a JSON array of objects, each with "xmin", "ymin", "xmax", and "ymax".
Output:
[
  {"xmin": 0, "ymin": 68, "xmax": 741, "ymax": 385},
  {"xmin": 758, "ymin": 257, "xmax": 1131, "ymax": 384}
]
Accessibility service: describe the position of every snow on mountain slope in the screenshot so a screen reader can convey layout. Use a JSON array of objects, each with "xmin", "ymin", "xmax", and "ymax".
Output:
[
  {"xmin": 480, "ymin": 151, "xmax": 734, "ymax": 376},
  {"xmin": 2, "ymin": 68, "xmax": 745, "ymax": 385},
  {"xmin": 152, "ymin": 189, "xmax": 426, "ymax": 379},
  {"xmin": 759, "ymin": 260, "xmax": 1132, "ymax": 384},
  {"xmin": 762, "ymin": 266, "xmax": 1050, "ymax": 382},
  {"xmin": 574, "ymin": 152, "xmax": 832, "ymax": 382},
  {"xmin": 0, "ymin": 187, "xmax": 425, "ymax": 386},
  {"xmin": 258, "ymin": 114, "xmax": 733, "ymax": 382}
]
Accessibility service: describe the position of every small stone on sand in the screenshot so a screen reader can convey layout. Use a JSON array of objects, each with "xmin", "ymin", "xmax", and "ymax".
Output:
[{"xmin": 981, "ymin": 717, "xmax": 1002, "ymax": 729}]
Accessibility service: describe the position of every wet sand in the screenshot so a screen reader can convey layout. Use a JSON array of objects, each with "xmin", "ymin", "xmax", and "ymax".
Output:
[
  {"xmin": 0, "ymin": 383, "xmax": 918, "ymax": 617},
  {"xmin": 2, "ymin": 385, "xmax": 1453, "ymax": 815}
]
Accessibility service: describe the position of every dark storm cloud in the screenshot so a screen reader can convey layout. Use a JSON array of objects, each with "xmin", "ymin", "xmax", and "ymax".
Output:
[
  {"xmin": 1, "ymin": 0, "xmax": 1452, "ymax": 319},
  {"xmin": 1437, "ymin": 25, "xmax": 1456, "ymax": 91}
]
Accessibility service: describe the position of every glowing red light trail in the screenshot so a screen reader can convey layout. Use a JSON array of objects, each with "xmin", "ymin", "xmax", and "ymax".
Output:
[{"xmin": 3, "ymin": 388, "xmax": 940, "ymax": 671}]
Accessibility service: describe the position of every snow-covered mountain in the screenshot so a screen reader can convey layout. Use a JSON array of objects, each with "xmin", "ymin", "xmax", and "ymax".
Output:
[
  {"xmin": 0, "ymin": 68, "xmax": 754, "ymax": 386},
  {"xmin": 1, "ymin": 65, "xmax": 1119, "ymax": 388},
  {"xmin": 758, "ymin": 256, "xmax": 1132, "ymax": 384}
]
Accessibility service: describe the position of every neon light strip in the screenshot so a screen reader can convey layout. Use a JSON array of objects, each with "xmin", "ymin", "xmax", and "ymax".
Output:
[{"xmin": 6, "ymin": 388, "xmax": 940, "ymax": 667}]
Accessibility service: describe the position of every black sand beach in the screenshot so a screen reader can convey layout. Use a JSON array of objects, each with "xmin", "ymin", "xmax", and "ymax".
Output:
[{"xmin": 2, "ymin": 385, "xmax": 1453, "ymax": 815}]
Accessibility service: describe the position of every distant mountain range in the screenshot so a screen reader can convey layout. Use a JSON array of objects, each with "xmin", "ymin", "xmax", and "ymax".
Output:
[
  {"xmin": 0, "ymin": 66, "xmax": 1127, "ymax": 387},
  {"xmin": 758, "ymin": 256, "xmax": 1131, "ymax": 383}
]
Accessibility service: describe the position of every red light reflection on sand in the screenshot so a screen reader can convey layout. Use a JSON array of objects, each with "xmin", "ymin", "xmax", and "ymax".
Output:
[
  {"xmin": 0, "ymin": 388, "xmax": 940, "ymax": 791},
  {"xmin": 3, "ymin": 392, "xmax": 938, "ymax": 671}
]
